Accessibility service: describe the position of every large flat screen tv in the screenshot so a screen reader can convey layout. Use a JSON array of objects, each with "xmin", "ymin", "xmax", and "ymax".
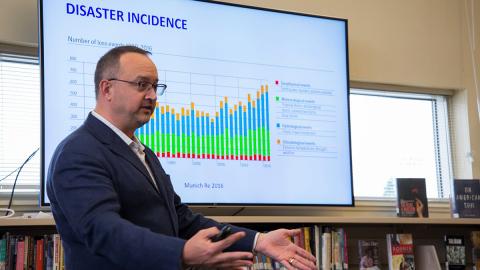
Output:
[{"xmin": 40, "ymin": 0, "xmax": 353, "ymax": 206}]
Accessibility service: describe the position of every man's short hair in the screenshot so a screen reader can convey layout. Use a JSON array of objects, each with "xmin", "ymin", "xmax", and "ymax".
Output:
[{"xmin": 94, "ymin": 46, "xmax": 151, "ymax": 98}]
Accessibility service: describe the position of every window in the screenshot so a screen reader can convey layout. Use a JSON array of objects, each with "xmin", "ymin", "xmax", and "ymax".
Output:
[
  {"xmin": 0, "ymin": 54, "xmax": 40, "ymax": 195},
  {"xmin": 350, "ymin": 89, "xmax": 452, "ymax": 199}
]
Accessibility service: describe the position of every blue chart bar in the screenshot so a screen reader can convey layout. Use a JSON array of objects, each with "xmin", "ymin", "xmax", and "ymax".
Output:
[{"xmin": 136, "ymin": 84, "xmax": 271, "ymax": 161}]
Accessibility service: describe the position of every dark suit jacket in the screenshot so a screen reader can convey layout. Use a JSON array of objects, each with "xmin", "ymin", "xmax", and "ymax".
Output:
[{"xmin": 47, "ymin": 114, "xmax": 256, "ymax": 270}]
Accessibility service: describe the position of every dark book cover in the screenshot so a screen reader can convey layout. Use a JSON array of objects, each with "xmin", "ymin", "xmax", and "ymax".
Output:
[
  {"xmin": 7, "ymin": 235, "xmax": 16, "ymax": 270},
  {"xmin": 26, "ymin": 235, "xmax": 34, "ymax": 270},
  {"xmin": 44, "ymin": 235, "xmax": 53, "ymax": 270},
  {"xmin": 396, "ymin": 178, "xmax": 429, "ymax": 218},
  {"xmin": 308, "ymin": 226, "xmax": 316, "ymax": 258},
  {"xmin": 451, "ymin": 179, "xmax": 480, "ymax": 218},
  {"xmin": 444, "ymin": 235, "xmax": 465, "ymax": 270},
  {"xmin": 358, "ymin": 240, "xmax": 380, "ymax": 270},
  {"xmin": 387, "ymin": 233, "xmax": 415, "ymax": 270}
]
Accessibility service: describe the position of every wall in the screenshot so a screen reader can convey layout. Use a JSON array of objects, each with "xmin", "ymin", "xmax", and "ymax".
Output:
[
  {"xmin": 220, "ymin": 0, "xmax": 464, "ymax": 89},
  {"xmin": 0, "ymin": 0, "xmax": 469, "ymax": 89},
  {"xmin": 461, "ymin": 0, "xmax": 480, "ymax": 178},
  {"xmin": 0, "ymin": 0, "xmax": 37, "ymax": 47}
]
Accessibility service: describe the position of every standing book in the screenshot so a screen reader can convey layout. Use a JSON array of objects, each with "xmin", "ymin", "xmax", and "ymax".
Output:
[
  {"xmin": 451, "ymin": 179, "xmax": 480, "ymax": 218},
  {"xmin": 414, "ymin": 245, "xmax": 441, "ymax": 270},
  {"xmin": 396, "ymin": 178, "xmax": 429, "ymax": 218},
  {"xmin": 386, "ymin": 233, "xmax": 415, "ymax": 270},
  {"xmin": 321, "ymin": 227, "xmax": 332, "ymax": 270},
  {"xmin": 358, "ymin": 240, "xmax": 380, "ymax": 270},
  {"xmin": 444, "ymin": 235, "xmax": 465, "ymax": 270}
]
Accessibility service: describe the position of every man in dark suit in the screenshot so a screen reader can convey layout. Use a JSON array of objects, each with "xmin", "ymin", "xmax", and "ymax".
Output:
[{"xmin": 47, "ymin": 46, "xmax": 316, "ymax": 270}]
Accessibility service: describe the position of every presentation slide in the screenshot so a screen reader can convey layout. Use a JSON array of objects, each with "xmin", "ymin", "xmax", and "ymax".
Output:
[{"xmin": 41, "ymin": 0, "xmax": 352, "ymax": 205}]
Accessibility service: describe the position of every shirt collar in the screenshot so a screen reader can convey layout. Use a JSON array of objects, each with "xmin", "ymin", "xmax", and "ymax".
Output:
[{"xmin": 91, "ymin": 110, "xmax": 143, "ymax": 150}]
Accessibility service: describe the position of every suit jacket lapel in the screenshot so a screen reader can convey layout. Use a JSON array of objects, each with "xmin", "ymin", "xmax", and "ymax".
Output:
[
  {"xmin": 85, "ymin": 113, "xmax": 179, "ymax": 235},
  {"xmin": 108, "ymin": 144, "xmax": 161, "ymax": 192},
  {"xmin": 144, "ymin": 151, "xmax": 179, "ymax": 235},
  {"xmin": 84, "ymin": 114, "xmax": 160, "ymax": 193}
]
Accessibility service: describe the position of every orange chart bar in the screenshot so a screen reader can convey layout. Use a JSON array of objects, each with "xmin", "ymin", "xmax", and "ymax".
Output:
[{"xmin": 135, "ymin": 85, "xmax": 271, "ymax": 161}]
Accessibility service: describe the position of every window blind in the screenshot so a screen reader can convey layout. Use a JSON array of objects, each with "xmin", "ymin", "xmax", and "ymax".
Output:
[{"xmin": 0, "ymin": 54, "xmax": 40, "ymax": 194}]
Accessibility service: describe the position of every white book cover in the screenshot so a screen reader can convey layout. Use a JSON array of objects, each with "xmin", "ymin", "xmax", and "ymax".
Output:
[{"xmin": 414, "ymin": 245, "xmax": 441, "ymax": 270}]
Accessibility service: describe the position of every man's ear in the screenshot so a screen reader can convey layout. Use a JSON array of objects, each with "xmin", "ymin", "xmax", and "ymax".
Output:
[{"xmin": 99, "ymin": 80, "xmax": 112, "ymax": 101}]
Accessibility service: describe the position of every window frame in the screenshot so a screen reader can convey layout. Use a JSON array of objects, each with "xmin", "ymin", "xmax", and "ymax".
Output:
[{"xmin": 349, "ymin": 87, "xmax": 454, "ymax": 200}]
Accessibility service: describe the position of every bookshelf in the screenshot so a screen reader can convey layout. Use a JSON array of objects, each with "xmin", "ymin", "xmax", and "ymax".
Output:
[{"xmin": 0, "ymin": 216, "xmax": 478, "ymax": 269}]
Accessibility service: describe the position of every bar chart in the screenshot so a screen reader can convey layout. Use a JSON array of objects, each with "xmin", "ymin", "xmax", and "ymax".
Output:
[{"xmin": 136, "ymin": 84, "xmax": 271, "ymax": 161}]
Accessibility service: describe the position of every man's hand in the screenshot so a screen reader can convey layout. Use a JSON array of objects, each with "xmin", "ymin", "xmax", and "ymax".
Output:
[
  {"xmin": 182, "ymin": 227, "xmax": 253, "ymax": 269},
  {"xmin": 254, "ymin": 229, "xmax": 317, "ymax": 270}
]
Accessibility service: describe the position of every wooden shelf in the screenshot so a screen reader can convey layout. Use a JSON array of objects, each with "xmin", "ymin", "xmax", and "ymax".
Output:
[
  {"xmin": 0, "ymin": 216, "xmax": 477, "ymax": 227},
  {"xmin": 209, "ymin": 216, "xmax": 480, "ymax": 225},
  {"xmin": 0, "ymin": 218, "xmax": 55, "ymax": 227}
]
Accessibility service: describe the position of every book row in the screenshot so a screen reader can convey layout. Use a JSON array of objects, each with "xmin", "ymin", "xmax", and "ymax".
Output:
[
  {"xmin": 248, "ymin": 227, "xmax": 480, "ymax": 270},
  {"xmin": 0, "ymin": 233, "xmax": 64, "ymax": 270},
  {"xmin": 0, "ymin": 227, "xmax": 478, "ymax": 270}
]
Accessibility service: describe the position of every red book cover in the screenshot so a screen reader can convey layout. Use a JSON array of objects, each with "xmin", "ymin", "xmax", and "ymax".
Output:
[
  {"xmin": 342, "ymin": 229, "xmax": 348, "ymax": 269},
  {"xmin": 387, "ymin": 233, "xmax": 415, "ymax": 270},
  {"xmin": 298, "ymin": 229, "xmax": 305, "ymax": 250},
  {"xmin": 35, "ymin": 239, "xmax": 44, "ymax": 270}
]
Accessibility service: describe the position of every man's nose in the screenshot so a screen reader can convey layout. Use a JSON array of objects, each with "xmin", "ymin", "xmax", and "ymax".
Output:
[{"xmin": 145, "ymin": 87, "xmax": 157, "ymax": 100}]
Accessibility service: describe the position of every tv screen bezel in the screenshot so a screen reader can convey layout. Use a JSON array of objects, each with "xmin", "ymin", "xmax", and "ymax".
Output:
[{"xmin": 39, "ymin": 0, "xmax": 353, "ymax": 207}]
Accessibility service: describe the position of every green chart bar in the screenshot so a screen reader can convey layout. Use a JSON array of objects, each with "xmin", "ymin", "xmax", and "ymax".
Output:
[{"xmin": 135, "ymin": 84, "xmax": 271, "ymax": 161}]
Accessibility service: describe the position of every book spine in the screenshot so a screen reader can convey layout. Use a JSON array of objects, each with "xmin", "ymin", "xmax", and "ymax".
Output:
[
  {"xmin": 45, "ymin": 235, "xmax": 53, "ymax": 270},
  {"xmin": 314, "ymin": 225, "xmax": 321, "ymax": 270},
  {"xmin": 304, "ymin": 227, "xmax": 311, "ymax": 254},
  {"xmin": 342, "ymin": 230, "xmax": 348, "ymax": 270},
  {"xmin": 321, "ymin": 229, "xmax": 331, "ymax": 270},
  {"xmin": 36, "ymin": 239, "xmax": 44, "ymax": 270},
  {"xmin": 27, "ymin": 236, "xmax": 34, "ymax": 270},
  {"xmin": 265, "ymin": 255, "xmax": 273, "ymax": 270},
  {"xmin": 386, "ymin": 235, "xmax": 393, "ymax": 270},
  {"xmin": 22, "ymin": 236, "xmax": 28, "ymax": 270},
  {"xmin": 0, "ymin": 235, "xmax": 7, "ymax": 270},
  {"xmin": 333, "ymin": 230, "xmax": 341, "ymax": 270},
  {"xmin": 253, "ymin": 253, "xmax": 260, "ymax": 270},
  {"xmin": 15, "ymin": 238, "xmax": 24, "ymax": 270},
  {"xmin": 59, "ymin": 237, "xmax": 64, "ymax": 270},
  {"xmin": 53, "ymin": 235, "xmax": 59, "ymax": 270},
  {"xmin": 7, "ymin": 235, "xmax": 16, "ymax": 270},
  {"xmin": 309, "ymin": 226, "xmax": 316, "ymax": 259}
]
